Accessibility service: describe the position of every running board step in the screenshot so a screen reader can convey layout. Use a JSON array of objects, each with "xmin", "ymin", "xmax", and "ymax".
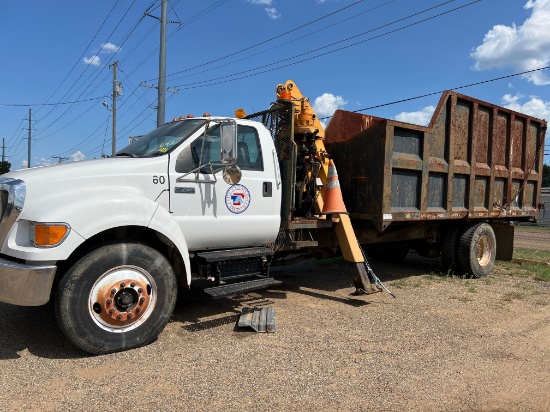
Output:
[
  {"xmin": 197, "ymin": 247, "xmax": 274, "ymax": 262},
  {"xmin": 204, "ymin": 278, "xmax": 282, "ymax": 299},
  {"xmin": 238, "ymin": 307, "xmax": 276, "ymax": 333}
]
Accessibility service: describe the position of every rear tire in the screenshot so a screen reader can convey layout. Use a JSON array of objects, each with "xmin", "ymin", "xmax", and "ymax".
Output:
[
  {"xmin": 56, "ymin": 242, "xmax": 178, "ymax": 355},
  {"xmin": 441, "ymin": 225, "xmax": 461, "ymax": 274},
  {"xmin": 457, "ymin": 223, "xmax": 496, "ymax": 278}
]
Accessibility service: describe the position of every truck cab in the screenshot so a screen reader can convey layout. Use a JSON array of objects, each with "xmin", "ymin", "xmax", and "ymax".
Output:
[{"xmin": 0, "ymin": 116, "xmax": 282, "ymax": 354}]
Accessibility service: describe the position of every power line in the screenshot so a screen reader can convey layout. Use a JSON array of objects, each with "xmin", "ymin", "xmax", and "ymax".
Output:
[
  {"xmin": 149, "ymin": 0, "xmax": 370, "ymax": 82},
  {"xmin": 342, "ymin": 65, "xmax": 550, "ymax": 116},
  {"xmin": 171, "ymin": 0, "xmax": 479, "ymax": 89},
  {"xmin": 33, "ymin": 0, "xmax": 122, "ymax": 118},
  {"xmin": 165, "ymin": 0, "xmax": 395, "ymax": 83},
  {"xmin": 0, "ymin": 95, "xmax": 109, "ymax": 107},
  {"xmin": 35, "ymin": 0, "xmax": 142, "ymax": 139}
]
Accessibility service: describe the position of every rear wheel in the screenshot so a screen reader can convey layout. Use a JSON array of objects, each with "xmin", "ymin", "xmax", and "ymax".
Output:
[
  {"xmin": 56, "ymin": 242, "xmax": 177, "ymax": 354},
  {"xmin": 441, "ymin": 225, "xmax": 462, "ymax": 274},
  {"xmin": 457, "ymin": 223, "xmax": 496, "ymax": 278}
]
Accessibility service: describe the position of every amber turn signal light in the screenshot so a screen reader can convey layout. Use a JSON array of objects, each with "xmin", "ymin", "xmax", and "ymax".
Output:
[{"xmin": 31, "ymin": 223, "xmax": 69, "ymax": 247}]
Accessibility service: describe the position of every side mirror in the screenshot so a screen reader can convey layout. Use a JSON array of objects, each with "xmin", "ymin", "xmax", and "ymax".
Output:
[
  {"xmin": 220, "ymin": 120, "xmax": 237, "ymax": 165},
  {"xmin": 222, "ymin": 164, "xmax": 242, "ymax": 185}
]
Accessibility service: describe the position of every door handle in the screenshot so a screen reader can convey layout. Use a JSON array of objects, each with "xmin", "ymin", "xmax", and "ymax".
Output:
[{"xmin": 263, "ymin": 182, "xmax": 272, "ymax": 197}]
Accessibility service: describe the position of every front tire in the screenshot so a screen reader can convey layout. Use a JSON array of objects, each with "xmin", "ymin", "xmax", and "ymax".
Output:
[{"xmin": 56, "ymin": 242, "xmax": 177, "ymax": 355}]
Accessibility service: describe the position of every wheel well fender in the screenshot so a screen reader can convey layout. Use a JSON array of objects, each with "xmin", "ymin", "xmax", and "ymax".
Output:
[{"xmin": 148, "ymin": 206, "xmax": 191, "ymax": 286}]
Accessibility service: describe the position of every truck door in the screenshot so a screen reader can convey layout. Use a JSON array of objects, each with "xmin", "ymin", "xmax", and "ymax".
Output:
[{"xmin": 169, "ymin": 122, "xmax": 280, "ymax": 250}]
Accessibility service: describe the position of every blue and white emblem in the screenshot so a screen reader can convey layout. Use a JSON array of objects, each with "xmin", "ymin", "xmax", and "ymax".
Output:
[{"xmin": 225, "ymin": 184, "xmax": 251, "ymax": 214}]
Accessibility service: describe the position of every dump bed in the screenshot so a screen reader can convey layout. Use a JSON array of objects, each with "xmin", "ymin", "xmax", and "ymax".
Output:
[{"xmin": 325, "ymin": 91, "xmax": 547, "ymax": 232}]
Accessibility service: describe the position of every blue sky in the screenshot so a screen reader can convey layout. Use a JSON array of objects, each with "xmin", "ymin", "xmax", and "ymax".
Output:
[{"xmin": 1, "ymin": 0, "xmax": 549, "ymax": 168}]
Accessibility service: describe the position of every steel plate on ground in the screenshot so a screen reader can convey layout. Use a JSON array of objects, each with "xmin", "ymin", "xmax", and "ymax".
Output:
[{"xmin": 238, "ymin": 307, "xmax": 276, "ymax": 333}]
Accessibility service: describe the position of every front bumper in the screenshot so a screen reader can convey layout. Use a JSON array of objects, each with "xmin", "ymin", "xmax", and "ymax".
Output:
[{"xmin": 0, "ymin": 257, "xmax": 56, "ymax": 306}]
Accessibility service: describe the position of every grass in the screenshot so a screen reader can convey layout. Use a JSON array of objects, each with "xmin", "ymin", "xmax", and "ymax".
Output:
[
  {"xmin": 513, "ymin": 247, "xmax": 550, "ymax": 262},
  {"xmin": 495, "ymin": 260, "xmax": 550, "ymax": 282}
]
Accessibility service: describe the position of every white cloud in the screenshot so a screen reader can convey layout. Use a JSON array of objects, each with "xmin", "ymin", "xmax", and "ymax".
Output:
[
  {"xmin": 471, "ymin": 0, "xmax": 550, "ymax": 85},
  {"xmin": 501, "ymin": 93, "xmax": 550, "ymax": 120},
  {"xmin": 34, "ymin": 157, "xmax": 53, "ymax": 167},
  {"xmin": 265, "ymin": 7, "xmax": 281, "ymax": 19},
  {"xmin": 83, "ymin": 42, "xmax": 121, "ymax": 66},
  {"xmin": 100, "ymin": 42, "xmax": 121, "ymax": 54},
  {"xmin": 394, "ymin": 105, "xmax": 436, "ymax": 126},
  {"xmin": 83, "ymin": 55, "xmax": 101, "ymax": 66},
  {"xmin": 247, "ymin": 0, "xmax": 280, "ymax": 19},
  {"xmin": 313, "ymin": 93, "xmax": 347, "ymax": 117},
  {"xmin": 71, "ymin": 151, "xmax": 86, "ymax": 162}
]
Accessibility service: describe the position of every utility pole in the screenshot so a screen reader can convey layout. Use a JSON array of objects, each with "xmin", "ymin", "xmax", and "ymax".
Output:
[
  {"xmin": 110, "ymin": 61, "xmax": 119, "ymax": 156},
  {"xmin": 2, "ymin": 138, "xmax": 6, "ymax": 162},
  {"xmin": 28, "ymin": 108, "xmax": 32, "ymax": 168},
  {"xmin": 142, "ymin": 1, "xmax": 178, "ymax": 125},
  {"xmin": 157, "ymin": 0, "xmax": 167, "ymax": 127}
]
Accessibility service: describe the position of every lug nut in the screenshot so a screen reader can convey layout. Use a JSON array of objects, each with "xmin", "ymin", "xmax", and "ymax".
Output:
[
  {"xmin": 111, "ymin": 288, "xmax": 116, "ymax": 295},
  {"xmin": 120, "ymin": 282, "xmax": 126, "ymax": 288},
  {"xmin": 130, "ymin": 282, "xmax": 136, "ymax": 288},
  {"xmin": 106, "ymin": 298, "xmax": 113, "ymax": 304},
  {"xmin": 139, "ymin": 297, "xmax": 145, "ymax": 303},
  {"xmin": 116, "ymin": 314, "xmax": 122, "ymax": 320},
  {"xmin": 108, "ymin": 309, "xmax": 114, "ymax": 314},
  {"xmin": 135, "ymin": 307, "xmax": 141, "ymax": 313},
  {"xmin": 127, "ymin": 313, "xmax": 133, "ymax": 319},
  {"xmin": 137, "ymin": 288, "xmax": 143, "ymax": 293}
]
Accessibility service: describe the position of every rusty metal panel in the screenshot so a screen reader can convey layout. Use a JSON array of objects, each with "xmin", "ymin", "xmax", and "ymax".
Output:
[
  {"xmin": 474, "ymin": 105, "xmax": 491, "ymax": 166},
  {"xmin": 326, "ymin": 90, "xmax": 547, "ymax": 232},
  {"xmin": 454, "ymin": 98, "xmax": 472, "ymax": 163},
  {"xmin": 474, "ymin": 176, "xmax": 489, "ymax": 210}
]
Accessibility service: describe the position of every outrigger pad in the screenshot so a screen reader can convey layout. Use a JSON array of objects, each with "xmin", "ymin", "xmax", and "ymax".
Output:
[{"xmin": 238, "ymin": 307, "xmax": 276, "ymax": 333}]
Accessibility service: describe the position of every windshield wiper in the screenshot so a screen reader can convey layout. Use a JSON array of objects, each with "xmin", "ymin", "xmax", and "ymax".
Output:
[{"xmin": 115, "ymin": 152, "xmax": 138, "ymax": 158}]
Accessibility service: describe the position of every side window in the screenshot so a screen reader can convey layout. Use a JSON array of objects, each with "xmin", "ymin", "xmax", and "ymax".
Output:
[
  {"xmin": 175, "ymin": 126, "xmax": 221, "ymax": 174},
  {"xmin": 175, "ymin": 124, "xmax": 263, "ymax": 173},
  {"xmin": 237, "ymin": 125, "xmax": 263, "ymax": 171}
]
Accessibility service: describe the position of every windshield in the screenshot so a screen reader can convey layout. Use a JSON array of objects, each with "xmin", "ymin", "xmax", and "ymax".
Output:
[{"xmin": 116, "ymin": 119, "xmax": 208, "ymax": 157}]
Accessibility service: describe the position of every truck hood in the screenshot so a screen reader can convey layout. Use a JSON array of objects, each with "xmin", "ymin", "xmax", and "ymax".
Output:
[
  {"xmin": 3, "ymin": 156, "xmax": 169, "ymax": 223},
  {"xmin": 6, "ymin": 157, "xmax": 160, "ymax": 183}
]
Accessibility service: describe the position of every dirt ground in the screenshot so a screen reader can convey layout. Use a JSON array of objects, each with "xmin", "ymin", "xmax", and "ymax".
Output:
[{"xmin": 0, "ymin": 254, "xmax": 549, "ymax": 412}]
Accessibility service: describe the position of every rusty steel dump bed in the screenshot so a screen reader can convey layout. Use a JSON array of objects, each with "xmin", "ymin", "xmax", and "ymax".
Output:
[{"xmin": 325, "ymin": 91, "xmax": 547, "ymax": 232}]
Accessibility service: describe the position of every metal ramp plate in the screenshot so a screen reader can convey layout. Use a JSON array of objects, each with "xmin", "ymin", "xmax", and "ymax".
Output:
[
  {"xmin": 204, "ymin": 278, "xmax": 282, "ymax": 299},
  {"xmin": 238, "ymin": 307, "xmax": 276, "ymax": 333}
]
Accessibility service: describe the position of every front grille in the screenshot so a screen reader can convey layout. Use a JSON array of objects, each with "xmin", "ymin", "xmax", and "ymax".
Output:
[{"xmin": 0, "ymin": 179, "xmax": 25, "ymax": 248}]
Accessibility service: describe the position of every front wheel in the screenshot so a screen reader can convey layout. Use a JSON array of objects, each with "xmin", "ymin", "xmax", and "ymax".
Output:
[{"xmin": 56, "ymin": 242, "xmax": 178, "ymax": 354}]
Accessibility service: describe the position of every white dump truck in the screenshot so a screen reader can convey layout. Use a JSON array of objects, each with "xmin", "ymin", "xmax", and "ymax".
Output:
[{"xmin": 0, "ymin": 81, "xmax": 545, "ymax": 354}]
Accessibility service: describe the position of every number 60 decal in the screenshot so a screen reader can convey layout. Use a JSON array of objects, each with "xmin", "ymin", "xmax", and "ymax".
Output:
[{"xmin": 152, "ymin": 175, "xmax": 166, "ymax": 184}]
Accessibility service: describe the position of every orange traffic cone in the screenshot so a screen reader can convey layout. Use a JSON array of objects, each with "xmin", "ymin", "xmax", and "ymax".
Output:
[{"xmin": 321, "ymin": 159, "xmax": 348, "ymax": 215}]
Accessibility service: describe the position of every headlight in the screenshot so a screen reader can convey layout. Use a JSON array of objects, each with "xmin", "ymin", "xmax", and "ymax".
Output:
[{"xmin": 30, "ymin": 222, "xmax": 70, "ymax": 248}]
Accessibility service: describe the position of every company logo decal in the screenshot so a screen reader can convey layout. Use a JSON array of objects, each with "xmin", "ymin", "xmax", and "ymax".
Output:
[{"xmin": 225, "ymin": 184, "xmax": 251, "ymax": 214}]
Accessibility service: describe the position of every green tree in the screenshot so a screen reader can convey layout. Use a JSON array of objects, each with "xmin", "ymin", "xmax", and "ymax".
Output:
[
  {"xmin": 0, "ymin": 161, "xmax": 11, "ymax": 175},
  {"xmin": 543, "ymin": 164, "xmax": 550, "ymax": 188}
]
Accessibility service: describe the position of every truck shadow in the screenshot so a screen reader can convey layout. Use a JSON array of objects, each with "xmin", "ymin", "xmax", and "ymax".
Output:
[
  {"xmin": 171, "ymin": 254, "xmax": 444, "ymax": 332},
  {"xmin": 0, "ymin": 300, "xmax": 85, "ymax": 360},
  {"xmin": 0, "ymin": 254, "xmax": 442, "ymax": 359}
]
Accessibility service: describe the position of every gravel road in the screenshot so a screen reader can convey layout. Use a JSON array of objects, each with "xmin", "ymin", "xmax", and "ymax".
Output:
[{"xmin": 0, "ymin": 254, "xmax": 549, "ymax": 411}]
